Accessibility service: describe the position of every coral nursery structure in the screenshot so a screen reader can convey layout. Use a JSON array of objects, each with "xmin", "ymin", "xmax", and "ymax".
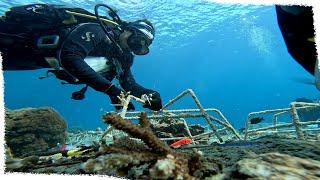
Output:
[{"xmin": 82, "ymin": 112, "xmax": 221, "ymax": 179}]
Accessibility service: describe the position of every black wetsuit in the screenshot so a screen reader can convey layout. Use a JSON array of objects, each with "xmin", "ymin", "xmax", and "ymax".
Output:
[
  {"xmin": 1, "ymin": 22, "xmax": 155, "ymax": 97},
  {"xmin": 275, "ymin": 5, "xmax": 317, "ymax": 75}
]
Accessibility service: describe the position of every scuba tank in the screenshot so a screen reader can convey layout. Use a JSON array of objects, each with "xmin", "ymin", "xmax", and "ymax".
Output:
[{"xmin": 0, "ymin": 4, "xmax": 123, "ymax": 50}]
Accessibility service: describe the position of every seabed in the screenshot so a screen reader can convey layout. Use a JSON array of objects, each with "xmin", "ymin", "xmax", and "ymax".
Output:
[{"xmin": 5, "ymin": 89, "xmax": 320, "ymax": 179}]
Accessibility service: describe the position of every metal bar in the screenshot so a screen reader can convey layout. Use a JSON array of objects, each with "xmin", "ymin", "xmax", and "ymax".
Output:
[
  {"xmin": 182, "ymin": 118, "xmax": 196, "ymax": 145},
  {"xmin": 290, "ymin": 102, "xmax": 305, "ymax": 140},
  {"xmin": 244, "ymin": 103, "xmax": 320, "ymax": 140},
  {"xmin": 161, "ymin": 89, "xmax": 190, "ymax": 110},
  {"xmin": 247, "ymin": 121, "xmax": 320, "ymax": 133},
  {"xmin": 249, "ymin": 128, "xmax": 320, "ymax": 134},
  {"xmin": 166, "ymin": 112, "xmax": 196, "ymax": 145},
  {"xmin": 124, "ymin": 108, "xmax": 229, "ymax": 116},
  {"xmin": 187, "ymin": 89, "xmax": 224, "ymax": 143},
  {"xmin": 208, "ymin": 116, "xmax": 241, "ymax": 140},
  {"xmin": 244, "ymin": 114, "xmax": 252, "ymax": 140},
  {"xmin": 192, "ymin": 131, "xmax": 215, "ymax": 139},
  {"xmin": 160, "ymin": 137, "xmax": 190, "ymax": 141}
]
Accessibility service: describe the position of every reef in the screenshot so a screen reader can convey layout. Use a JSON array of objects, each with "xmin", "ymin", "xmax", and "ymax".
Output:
[
  {"xmin": 82, "ymin": 112, "xmax": 221, "ymax": 179},
  {"xmin": 5, "ymin": 107, "xmax": 67, "ymax": 157}
]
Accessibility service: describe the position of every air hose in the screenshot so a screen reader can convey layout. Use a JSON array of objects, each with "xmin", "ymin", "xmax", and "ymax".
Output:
[{"xmin": 94, "ymin": 4, "xmax": 124, "ymax": 54}]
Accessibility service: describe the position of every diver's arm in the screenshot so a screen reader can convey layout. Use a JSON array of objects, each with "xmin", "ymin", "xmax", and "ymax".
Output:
[
  {"xmin": 60, "ymin": 53, "xmax": 113, "ymax": 92},
  {"xmin": 59, "ymin": 23, "xmax": 114, "ymax": 93},
  {"xmin": 119, "ymin": 68, "xmax": 155, "ymax": 97},
  {"xmin": 119, "ymin": 67, "xmax": 162, "ymax": 111}
]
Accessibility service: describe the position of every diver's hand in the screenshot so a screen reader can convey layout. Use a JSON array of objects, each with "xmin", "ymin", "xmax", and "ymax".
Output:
[
  {"xmin": 105, "ymin": 85, "xmax": 135, "ymax": 111},
  {"xmin": 142, "ymin": 91, "xmax": 162, "ymax": 111}
]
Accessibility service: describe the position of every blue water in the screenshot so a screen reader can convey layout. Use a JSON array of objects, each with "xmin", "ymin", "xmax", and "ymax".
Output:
[{"xmin": 1, "ymin": 1, "xmax": 318, "ymax": 130}]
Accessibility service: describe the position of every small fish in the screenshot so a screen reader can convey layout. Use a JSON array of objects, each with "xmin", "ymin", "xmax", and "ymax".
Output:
[
  {"xmin": 169, "ymin": 138, "xmax": 192, "ymax": 148},
  {"xmin": 250, "ymin": 117, "xmax": 264, "ymax": 124}
]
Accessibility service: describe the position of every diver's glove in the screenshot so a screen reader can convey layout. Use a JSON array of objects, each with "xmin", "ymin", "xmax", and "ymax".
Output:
[
  {"xmin": 142, "ymin": 91, "xmax": 162, "ymax": 111},
  {"xmin": 105, "ymin": 85, "xmax": 135, "ymax": 111}
]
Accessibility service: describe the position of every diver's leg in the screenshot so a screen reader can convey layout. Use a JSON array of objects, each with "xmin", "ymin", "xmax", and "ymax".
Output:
[
  {"xmin": 1, "ymin": 51, "xmax": 50, "ymax": 70},
  {"xmin": 275, "ymin": 5, "xmax": 317, "ymax": 75}
]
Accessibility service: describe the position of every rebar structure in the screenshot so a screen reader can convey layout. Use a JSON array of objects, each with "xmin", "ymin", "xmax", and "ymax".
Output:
[
  {"xmin": 244, "ymin": 102, "xmax": 320, "ymax": 140},
  {"xmin": 100, "ymin": 89, "xmax": 241, "ymax": 144}
]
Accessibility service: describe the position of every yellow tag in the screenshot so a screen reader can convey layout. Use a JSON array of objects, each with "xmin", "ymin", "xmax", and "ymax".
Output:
[
  {"xmin": 307, "ymin": 37, "xmax": 315, "ymax": 42},
  {"xmin": 66, "ymin": 148, "xmax": 92, "ymax": 157},
  {"xmin": 66, "ymin": 149, "xmax": 79, "ymax": 156}
]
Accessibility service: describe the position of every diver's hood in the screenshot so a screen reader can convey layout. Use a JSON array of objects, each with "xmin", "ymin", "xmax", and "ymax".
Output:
[
  {"xmin": 123, "ymin": 20, "xmax": 155, "ymax": 55},
  {"xmin": 125, "ymin": 20, "xmax": 155, "ymax": 42}
]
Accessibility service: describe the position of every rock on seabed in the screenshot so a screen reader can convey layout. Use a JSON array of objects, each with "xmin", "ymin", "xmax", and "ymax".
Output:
[{"xmin": 5, "ymin": 107, "xmax": 67, "ymax": 157}]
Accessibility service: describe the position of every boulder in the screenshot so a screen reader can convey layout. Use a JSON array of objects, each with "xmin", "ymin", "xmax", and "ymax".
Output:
[
  {"xmin": 221, "ymin": 152, "xmax": 320, "ymax": 179},
  {"xmin": 5, "ymin": 107, "xmax": 67, "ymax": 157}
]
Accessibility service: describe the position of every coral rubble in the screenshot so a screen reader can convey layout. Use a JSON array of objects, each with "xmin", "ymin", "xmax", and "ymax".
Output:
[{"xmin": 217, "ymin": 152, "xmax": 320, "ymax": 179}]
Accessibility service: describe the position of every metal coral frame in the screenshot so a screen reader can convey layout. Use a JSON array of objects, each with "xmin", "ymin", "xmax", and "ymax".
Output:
[
  {"xmin": 100, "ymin": 89, "xmax": 241, "ymax": 144},
  {"xmin": 244, "ymin": 102, "xmax": 320, "ymax": 140}
]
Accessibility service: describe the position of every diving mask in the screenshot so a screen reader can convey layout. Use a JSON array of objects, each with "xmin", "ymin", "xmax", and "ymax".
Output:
[
  {"xmin": 127, "ymin": 32, "xmax": 152, "ymax": 55},
  {"xmin": 124, "ymin": 19, "xmax": 155, "ymax": 55}
]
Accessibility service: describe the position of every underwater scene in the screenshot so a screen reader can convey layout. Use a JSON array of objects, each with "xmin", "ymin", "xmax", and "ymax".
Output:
[{"xmin": 1, "ymin": 0, "xmax": 320, "ymax": 179}]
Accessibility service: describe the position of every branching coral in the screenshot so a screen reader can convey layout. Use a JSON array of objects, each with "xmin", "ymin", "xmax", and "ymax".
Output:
[
  {"xmin": 102, "ymin": 112, "xmax": 172, "ymax": 155},
  {"xmin": 112, "ymin": 136, "xmax": 151, "ymax": 152}
]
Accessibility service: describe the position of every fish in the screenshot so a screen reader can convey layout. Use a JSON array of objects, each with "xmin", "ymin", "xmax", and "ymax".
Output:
[
  {"xmin": 249, "ymin": 117, "xmax": 264, "ymax": 124},
  {"xmin": 169, "ymin": 138, "xmax": 192, "ymax": 148}
]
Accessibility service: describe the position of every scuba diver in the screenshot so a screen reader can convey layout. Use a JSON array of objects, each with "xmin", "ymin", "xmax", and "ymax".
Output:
[
  {"xmin": 275, "ymin": 5, "xmax": 319, "ymax": 90},
  {"xmin": 0, "ymin": 3, "xmax": 162, "ymax": 111}
]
